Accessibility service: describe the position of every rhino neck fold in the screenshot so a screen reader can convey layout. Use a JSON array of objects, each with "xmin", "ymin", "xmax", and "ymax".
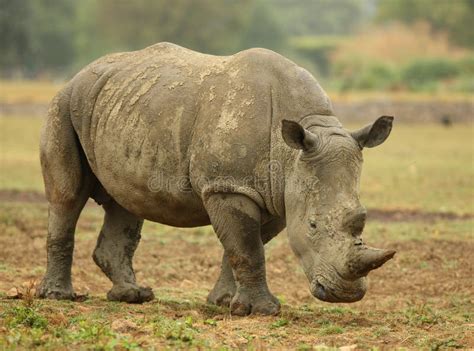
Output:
[
  {"xmin": 267, "ymin": 88, "xmax": 286, "ymax": 218},
  {"xmin": 299, "ymin": 114, "xmax": 342, "ymax": 129},
  {"xmin": 269, "ymin": 113, "xmax": 343, "ymax": 219}
]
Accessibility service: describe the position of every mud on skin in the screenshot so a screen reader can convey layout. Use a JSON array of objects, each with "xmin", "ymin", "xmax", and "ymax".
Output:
[{"xmin": 37, "ymin": 42, "xmax": 395, "ymax": 315}]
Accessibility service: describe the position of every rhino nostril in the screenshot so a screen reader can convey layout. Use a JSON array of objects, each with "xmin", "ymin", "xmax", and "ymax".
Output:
[{"xmin": 343, "ymin": 208, "xmax": 367, "ymax": 236}]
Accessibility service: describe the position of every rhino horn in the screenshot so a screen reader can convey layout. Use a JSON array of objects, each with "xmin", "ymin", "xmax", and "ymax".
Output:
[{"xmin": 348, "ymin": 246, "xmax": 396, "ymax": 278}]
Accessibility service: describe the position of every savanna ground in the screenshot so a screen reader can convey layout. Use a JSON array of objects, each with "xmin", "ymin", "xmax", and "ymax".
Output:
[{"xmin": 0, "ymin": 82, "xmax": 473, "ymax": 350}]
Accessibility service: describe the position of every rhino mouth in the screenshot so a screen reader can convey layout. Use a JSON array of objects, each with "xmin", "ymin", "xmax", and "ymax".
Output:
[{"xmin": 311, "ymin": 279, "xmax": 366, "ymax": 303}]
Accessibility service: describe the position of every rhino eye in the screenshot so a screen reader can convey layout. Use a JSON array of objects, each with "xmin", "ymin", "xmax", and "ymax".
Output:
[{"xmin": 309, "ymin": 220, "xmax": 317, "ymax": 230}]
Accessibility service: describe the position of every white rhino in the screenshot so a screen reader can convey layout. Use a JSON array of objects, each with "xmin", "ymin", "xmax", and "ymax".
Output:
[{"xmin": 38, "ymin": 43, "xmax": 395, "ymax": 315}]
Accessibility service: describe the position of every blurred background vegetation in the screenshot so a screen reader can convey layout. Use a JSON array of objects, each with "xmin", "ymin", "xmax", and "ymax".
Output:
[{"xmin": 0, "ymin": 0, "xmax": 473, "ymax": 93}]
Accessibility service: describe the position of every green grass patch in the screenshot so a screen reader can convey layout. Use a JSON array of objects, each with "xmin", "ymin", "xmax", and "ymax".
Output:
[
  {"xmin": 270, "ymin": 318, "xmax": 289, "ymax": 329},
  {"xmin": 3, "ymin": 305, "xmax": 48, "ymax": 329},
  {"xmin": 318, "ymin": 324, "xmax": 345, "ymax": 336}
]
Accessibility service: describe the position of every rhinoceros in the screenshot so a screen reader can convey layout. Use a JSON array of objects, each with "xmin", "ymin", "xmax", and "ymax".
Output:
[{"xmin": 37, "ymin": 42, "xmax": 395, "ymax": 316}]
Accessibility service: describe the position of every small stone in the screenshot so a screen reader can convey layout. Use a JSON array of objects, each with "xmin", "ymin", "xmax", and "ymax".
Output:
[
  {"xmin": 7, "ymin": 287, "xmax": 20, "ymax": 299},
  {"xmin": 340, "ymin": 345, "xmax": 358, "ymax": 351}
]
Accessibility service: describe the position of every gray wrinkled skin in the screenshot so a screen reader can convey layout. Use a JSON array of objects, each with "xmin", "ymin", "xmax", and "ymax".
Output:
[{"xmin": 37, "ymin": 42, "xmax": 395, "ymax": 315}]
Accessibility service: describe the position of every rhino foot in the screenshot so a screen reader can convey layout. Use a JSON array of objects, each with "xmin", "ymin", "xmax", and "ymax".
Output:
[
  {"xmin": 36, "ymin": 279, "xmax": 76, "ymax": 300},
  {"xmin": 207, "ymin": 286, "xmax": 235, "ymax": 307},
  {"xmin": 207, "ymin": 252, "xmax": 237, "ymax": 307},
  {"xmin": 107, "ymin": 283, "xmax": 154, "ymax": 303},
  {"xmin": 230, "ymin": 288, "xmax": 281, "ymax": 316}
]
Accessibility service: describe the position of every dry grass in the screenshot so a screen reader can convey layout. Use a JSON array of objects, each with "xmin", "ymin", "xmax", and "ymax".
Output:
[
  {"xmin": 329, "ymin": 91, "xmax": 473, "ymax": 103},
  {"xmin": 1, "ymin": 75, "xmax": 473, "ymax": 108},
  {"xmin": 0, "ymin": 80, "xmax": 63, "ymax": 105},
  {"xmin": 331, "ymin": 22, "xmax": 469, "ymax": 66},
  {"xmin": 0, "ymin": 116, "xmax": 43, "ymax": 190}
]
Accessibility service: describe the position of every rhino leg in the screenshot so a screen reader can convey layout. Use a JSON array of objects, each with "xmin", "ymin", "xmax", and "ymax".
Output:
[
  {"xmin": 37, "ymin": 199, "xmax": 89, "ymax": 300},
  {"xmin": 207, "ymin": 252, "xmax": 236, "ymax": 307},
  {"xmin": 37, "ymin": 91, "xmax": 92, "ymax": 300},
  {"xmin": 206, "ymin": 193, "xmax": 280, "ymax": 316},
  {"xmin": 207, "ymin": 218, "xmax": 285, "ymax": 307},
  {"xmin": 92, "ymin": 200, "xmax": 154, "ymax": 303}
]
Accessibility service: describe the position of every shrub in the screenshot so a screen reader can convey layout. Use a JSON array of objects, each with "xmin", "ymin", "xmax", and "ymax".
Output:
[
  {"xmin": 332, "ymin": 59, "xmax": 400, "ymax": 91},
  {"xmin": 452, "ymin": 77, "xmax": 474, "ymax": 92},
  {"xmin": 458, "ymin": 55, "xmax": 474, "ymax": 75},
  {"xmin": 331, "ymin": 56, "xmax": 473, "ymax": 92},
  {"xmin": 327, "ymin": 23, "xmax": 472, "ymax": 92},
  {"xmin": 7, "ymin": 306, "xmax": 48, "ymax": 329},
  {"xmin": 290, "ymin": 36, "xmax": 346, "ymax": 76},
  {"xmin": 402, "ymin": 58, "xmax": 460, "ymax": 89},
  {"xmin": 353, "ymin": 63, "xmax": 400, "ymax": 90}
]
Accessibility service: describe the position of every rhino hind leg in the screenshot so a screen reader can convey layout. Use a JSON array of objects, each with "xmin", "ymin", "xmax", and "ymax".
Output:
[
  {"xmin": 92, "ymin": 200, "xmax": 154, "ymax": 303},
  {"xmin": 37, "ymin": 90, "xmax": 92, "ymax": 300},
  {"xmin": 207, "ymin": 218, "xmax": 285, "ymax": 307},
  {"xmin": 205, "ymin": 193, "xmax": 280, "ymax": 316},
  {"xmin": 36, "ymin": 198, "xmax": 90, "ymax": 300}
]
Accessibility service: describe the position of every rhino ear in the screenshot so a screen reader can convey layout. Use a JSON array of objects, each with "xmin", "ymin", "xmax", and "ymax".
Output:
[
  {"xmin": 351, "ymin": 116, "xmax": 394, "ymax": 149},
  {"xmin": 281, "ymin": 120, "xmax": 317, "ymax": 151}
]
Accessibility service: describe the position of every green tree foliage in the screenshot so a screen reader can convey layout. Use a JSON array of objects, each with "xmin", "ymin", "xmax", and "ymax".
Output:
[
  {"xmin": 271, "ymin": 0, "xmax": 371, "ymax": 36},
  {"xmin": 1, "ymin": 0, "xmax": 472, "ymax": 83},
  {"xmin": 0, "ymin": 0, "xmax": 75, "ymax": 77},
  {"xmin": 1, "ymin": 0, "xmax": 290, "ymax": 77},
  {"xmin": 0, "ymin": 0, "xmax": 30, "ymax": 76},
  {"xmin": 0, "ymin": 0, "xmax": 32, "ymax": 76},
  {"xmin": 91, "ymin": 0, "xmax": 254, "ymax": 55},
  {"xmin": 239, "ymin": 0, "xmax": 286, "ymax": 51},
  {"xmin": 29, "ymin": 0, "xmax": 76, "ymax": 74},
  {"xmin": 376, "ymin": 0, "xmax": 474, "ymax": 48}
]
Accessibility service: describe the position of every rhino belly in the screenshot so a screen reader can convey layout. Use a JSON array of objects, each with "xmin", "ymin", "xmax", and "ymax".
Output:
[
  {"xmin": 92, "ymin": 147, "xmax": 210, "ymax": 227},
  {"xmin": 98, "ymin": 171, "xmax": 210, "ymax": 227}
]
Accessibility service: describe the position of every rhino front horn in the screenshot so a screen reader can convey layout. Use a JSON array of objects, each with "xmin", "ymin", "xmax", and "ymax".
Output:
[{"xmin": 349, "ymin": 246, "xmax": 396, "ymax": 278}]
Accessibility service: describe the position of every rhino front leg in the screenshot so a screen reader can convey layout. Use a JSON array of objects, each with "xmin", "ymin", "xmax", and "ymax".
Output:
[
  {"xmin": 207, "ymin": 217, "xmax": 285, "ymax": 307},
  {"xmin": 206, "ymin": 193, "xmax": 280, "ymax": 316},
  {"xmin": 93, "ymin": 200, "xmax": 154, "ymax": 303},
  {"xmin": 207, "ymin": 252, "xmax": 236, "ymax": 307}
]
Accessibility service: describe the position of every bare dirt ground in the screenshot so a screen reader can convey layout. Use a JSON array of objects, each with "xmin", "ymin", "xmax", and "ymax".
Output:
[{"xmin": 1, "ymin": 196, "xmax": 473, "ymax": 349}]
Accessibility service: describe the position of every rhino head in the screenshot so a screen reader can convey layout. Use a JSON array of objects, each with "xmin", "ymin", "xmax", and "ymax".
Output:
[{"xmin": 281, "ymin": 116, "xmax": 395, "ymax": 303}]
